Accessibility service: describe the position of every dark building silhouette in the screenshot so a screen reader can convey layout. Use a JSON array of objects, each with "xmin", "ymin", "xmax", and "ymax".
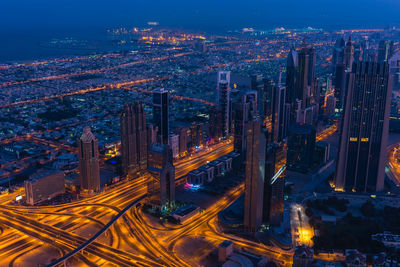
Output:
[
  {"xmin": 344, "ymin": 37, "xmax": 354, "ymax": 72},
  {"xmin": 378, "ymin": 40, "xmax": 394, "ymax": 63},
  {"xmin": 147, "ymin": 143, "xmax": 175, "ymax": 207},
  {"xmin": 120, "ymin": 102, "xmax": 147, "ymax": 177},
  {"xmin": 218, "ymin": 71, "xmax": 231, "ymax": 137},
  {"xmin": 332, "ymin": 37, "xmax": 345, "ymax": 73},
  {"xmin": 334, "ymin": 63, "xmax": 346, "ymax": 111},
  {"xmin": 335, "ymin": 62, "xmax": 392, "ymax": 192},
  {"xmin": 287, "ymin": 123, "xmax": 316, "ymax": 173},
  {"xmin": 244, "ymin": 120, "xmax": 266, "ymax": 232},
  {"xmin": 209, "ymin": 106, "xmax": 223, "ymax": 141},
  {"xmin": 78, "ymin": 126, "xmax": 100, "ymax": 193},
  {"xmin": 263, "ymin": 143, "xmax": 284, "ymax": 226},
  {"xmin": 153, "ymin": 89, "xmax": 169, "ymax": 145}
]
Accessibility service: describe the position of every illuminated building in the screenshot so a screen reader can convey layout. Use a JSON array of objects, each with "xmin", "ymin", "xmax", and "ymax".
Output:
[
  {"xmin": 209, "ymin": 106, "xmax": 223, "ymax": 141},
  {"xmin": 344, "ymin": 37, "xmax": 354, "ymax": 72},
  {"xmin": 378, "ymin": 40, "xmax": 394, "ymax": 63},
  {"xmin": 147, "ymin": 143, "xmax": 175, "ymax": 207},
  {"xmin": 120, "ymin": 102, "xmax": 147, "ymax": 177},
  {"xmin": 335, "ymin": 62, "xmax": 391, "ymax": 192},
  {"xmin": 178, "ymin": 127, "xmax": 188, "ymax": 156},
  {"xmin": 217, "ymin": 71, "xmax": 231, "ymax": 137},
  {"xmin": 78, "ymin": 126, "xmax": 100, "ymax": 193},
  {"xmin": 334, "ymin": 63, "xmax": 346, "ymax": 111},
  {"xmin": 287, "ymin": 123, "xmax": 316, "ymax": 173},
  {"xmin": 244, "ymin": 119, "xmax": 266, "ymax": 232},
  {"xmin": 293, "ymin": 245, "xmax": 314, "ymax": 267},
  {"xmin": 169, "ymin": 134, "xmax": 179, "ymax": 158},
  {"xmin": 153, "ymin": 88, "xmax": 169, "ymax": 145},
  {"xmin": 25, "ymin": 169, "xmax": 65, "ymax": 205},
  {"xmin": 190, "ymin": 122, "xmax": 203, "ymax": 148}
]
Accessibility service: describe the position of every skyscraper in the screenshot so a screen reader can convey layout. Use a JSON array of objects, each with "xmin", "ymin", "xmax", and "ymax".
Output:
[
  {"xmin": 332, "ymin": 37, "xmax": 345, "ymax": 73},
  {"xmin": 287, "ymin": 123, "xmax": 316, "ymax": 173},
  {"xmin": 263, "ymin": 143, "xmax": 285, "ymax": 226},
  {"xmin": 285, "ymin": 49, "xmax": 298, "ymax": 124},
  {"xmin": 378, "ymin": 40, "xmax": 394, "ymax": 63},
  {"xmin": 251, "ymin": 74, "xmax": 265, "ymax": 118},
  {"xmin": 334, "ymin": 63, "xmax": 346, "ymax": 111},
  {"xmin": 344, "ymin": 37, "xmax": 354, "ymax": 72},
  {"xmin": 147, "ymin": 143, "xmax": 175, "ymax": 207},
  {"xmin": 335, "ymin": 62, "xmax": 392, "ymax": 192},
  {"xmin": 218, "ymin": 71, "xmax": 231, "ymax": 137},
  {"xmin": 233, "ymin": 91, "xmax": 258, "ymax": 156},
  {"xmin": 209, "ymin": 106, "xmax": 223, "ymax": 141},
  {"xmin": 244, "ymin": 120, "xmax": 266, "ymax": 232},
  {"xmin": 153, "ymin": 89, "xmax": 169, "ymax": 145},
  {"xmin": 78, "ymin": 126, "xmax": 100, "ymax": 193},
  {"xmin": 120, "ymin": 102, "xmax": 147, "ymax": 177}
]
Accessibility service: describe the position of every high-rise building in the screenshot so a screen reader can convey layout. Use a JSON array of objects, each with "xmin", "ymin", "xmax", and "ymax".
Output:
[
  {"xmin": 334, "ymin": 63, "xmax": 346, "ymax": 111},
  {"xmin": 78, "ymin": 126, "xmax": 100, "ymax": 193},
  {"xmin": 244, "ymin": 120, "xmax": 266, "ymax": 232},
  {"xmin": 146, "ymin": 123, "xmax": 158, "ymax": 150},
  {"xmin": 120, "ymin": 102, "xmax": 147, "ymax": 177},
  {"xmin": 209, "ymin": 106, "xmax": 223, "ymax": 141},
  {"xmin": 378, "ymin": 40, "xmax": 394, "ymax": 63},
  {"xmin": 272, "ymin": 85, "xmax": 288, "ymax": 142},
  {"xmin": 285, "ymin": 49, "xmax": 298, "ymax": 124},
  {"xmin": 287, "ymin": 123, "xmax": 316, "ymax": 173},
  {"xmin": 178, "ymin": 127, "xmax": 188, "ymax": 156},
  {"xmin": 263, "ymin": 143, "xmax": 285, "ymax": 226},
  {"xmin": 335, "ymin": 62, "xmax": 392, "ymax": 192},
  {"xmin": 233, "ymin": 91, "xmax": 258, "ymax": 156},
  {"xmin": 332, "ymin": 37, "xmax": 345, "ymax": 72},
  {"xmin": 251, "ymin": 74, "xmax": 265, "ymax": 118},
  {"xmin": 344, "ymin": 37, "xmax": 354, "ymax": 72},
  {"xmin": 190, "ymin": 122, "xmax": 203, "ymax": 148},
  {"xmin": 389, "ymin": 50, "xmax": 400, "ymax": 92},
  {"xmin": 218, "ymin": 71, "xmax": 231, "ymax": 137},
  {"xmin": 147, "ymin": 143, "xmax": 175, "ymax": 207},
  {"xmin": 153, "ymin": 89, "xmax": 169, "ymax": 145}
]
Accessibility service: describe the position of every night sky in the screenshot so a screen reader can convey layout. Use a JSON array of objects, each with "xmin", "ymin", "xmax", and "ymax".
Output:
[{"xmin": 1, "ymin": 0, "xmax": 400, "ymax": 34}]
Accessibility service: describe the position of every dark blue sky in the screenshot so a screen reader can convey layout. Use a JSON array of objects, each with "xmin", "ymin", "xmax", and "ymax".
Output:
[{"xmin": 1, "ymin": 0, "xmax": 400, "ymax": 34}]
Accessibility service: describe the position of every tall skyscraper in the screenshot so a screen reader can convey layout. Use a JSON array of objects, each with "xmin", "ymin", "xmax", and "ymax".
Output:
[
  {"xmin": 218, "ymin": 71, "xmax": 231, "ymax": 137},
  {"xmin": 272, "ymin": 85, "xmax": 288, "ymax": 142},
  {"xmin": 153, "ymin": 89, "xmax": 169, "ymax": 145},
  {"xmin": 78, "ymin": 126, "xmax": 100, "ymax": 193},
  {"xmin": 334, "ymin": 63, "xmax": 346, "ymax": 111},
  {"xmin": 378, "ymin": 40, "xmax": 394, "ymax": 63},
  {"xmin": 344, "ymin": 37, "xmax": 354, "ymax": 72},
  {"xmin": 332, "ymin": 37, "xmax": 345, "ymax": 73},
  {"xmin": 263, "ymin": 143, "xmax": 285, "ymax": 226},
  {"xmin": 244, "ymin": 120, "xmax": 266, "ymax": 232},
  {"xmin": 335, "ymin": 62, "xmax": 392, "ymax": 192},
  {"xmin": 147, "ymin": 143, "xmax": 175, "ymax": 207},
  {"xmin": 287, "ymin": 123, "xmax": 316, "ymax": 173},
  {"xmin": 233, "ymin": 91, "xmax": 258, "ymax": 156},
  {"xmin": 209, "ymin": 106, "xmax": 223, "ymax": 141},
  {"xmin": 286, "ymin": 49, "xmax": 298, "ymax": 124},
  {"xmin": 120, "ymin": 102, "xmax": 147, "ymax": 177},
  {"xmin": 251, "ymin": 74, "xmax": 265, "ymax": 118}
]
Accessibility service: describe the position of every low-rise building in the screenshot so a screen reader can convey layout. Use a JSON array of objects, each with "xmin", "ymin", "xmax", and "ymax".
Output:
[{"xmin": 25, "ymin": 169, "xmax": 65, "ymax": 205}]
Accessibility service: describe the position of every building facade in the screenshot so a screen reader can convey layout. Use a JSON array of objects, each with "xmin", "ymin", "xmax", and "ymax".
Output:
[
  {"xmin": 335, "ymin": 62, "xmax": 392, "ymax": 192},
  {"xmin": 78, "ymin": 126, "xmax": 100, "ymax": 193}
]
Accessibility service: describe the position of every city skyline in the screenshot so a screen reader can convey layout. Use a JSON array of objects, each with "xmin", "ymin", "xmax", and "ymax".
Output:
[{"xmin": 1, "ymin": 4, "xmax": 400, "ymax": 266}]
